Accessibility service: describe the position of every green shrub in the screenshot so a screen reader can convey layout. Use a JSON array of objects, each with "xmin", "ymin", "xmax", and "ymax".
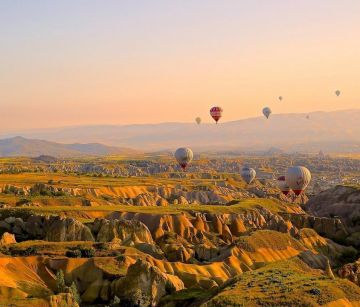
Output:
[
  {"xmin": 339, "ymin": 248, "xmax": 358, "ymax": 264},
  {"xmin": 16, "ymin": 198, "xmax": 31, "ymax": 206},
  {"xmin": 54, "ymin": 191, "xmax": 66, "ymax": 197},
  {"xmin": 14, "ymin": 246, "xmax": 37, "ymax": 256},
  {"xmin": 80, "ymin": 248, "xmax": 95, "ymax": 258},
  {"xmin": 56, "ymin": 270, "xmax": 66, "ymax": 293},
  {"xmin": 116, "ymin": 254, "xmax": 126, "ymax": 262},
  {"xmin": 308, "ymin": 288, "xmax": 321, "ymax": 295},
  {"xmin": 40, "ymin": 190, "xmax": 52, "ymax": 196},
  {"xmin": 70, "ymin": 282, "xmax": 81, "ymax": 304},
  {"xmin": 66, "ymin": 250, "xmax": 82, "ymax": 258}
]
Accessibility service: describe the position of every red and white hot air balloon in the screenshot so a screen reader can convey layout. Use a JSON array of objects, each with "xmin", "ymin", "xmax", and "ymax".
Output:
[
  {"xmin": 210, "ymin": 106, "xmax": 223, "ymax": 124},
  {"xmin": 286, "ymin": 166, "xmax": 311, "ymax": 196},
  {"xmin": 175, "ymin": 147, "xmax": 193, "ymax": 170},
  {"xmin": 277, "ymin": 175, "xmax": 291, "ymax": 196}
]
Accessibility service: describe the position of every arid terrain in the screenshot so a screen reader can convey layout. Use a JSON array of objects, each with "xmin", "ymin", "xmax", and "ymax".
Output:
[
  {"xmin": 3, "ymin": 0, "xmax": 360, "ymax": 305},
  {"xmin": 0, "ymin": 153, "xmax": 358, "ymax": 306}
]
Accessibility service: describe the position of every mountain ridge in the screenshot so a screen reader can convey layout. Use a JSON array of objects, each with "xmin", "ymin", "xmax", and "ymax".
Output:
[
  {"xmin": 1, "ymin": 109, "xmax": 359, "ymax": 153},
  {"xmin": 0, "ymin": 136, "xmax": 140, "ymax": 157}
]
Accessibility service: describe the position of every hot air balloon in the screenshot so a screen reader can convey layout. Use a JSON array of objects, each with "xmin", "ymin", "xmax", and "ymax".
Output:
[
  {"xmin": 195, "ymin": 117, "xmax": 201, "ymax": 125},
  {"xmin": 335, "ymin": 90, "xmax": 341, "ymax": 97},
  {"xmin": 241, "ymin": 167, "xmax": 256, "ymax": 184},
  {"xmin": 306, "ymin": 115, "xmax": 310, "ymax": 120},
  {"xmin": 277, "ymin": 176, "xmax": 291, "ymax": 196},
  {"xmin": 175, "ymin": 147, "xmax": 193, "ymax": 170},
  {"xmin": 210, "ymin": 106, "xmax": 223, "ymax": 124},
  {"xmin": 286, "ymin": 166, "xmax": 311, "ymax": 196},
  {"xmin": 263, "ymin": 107, "xmax": 272, "ymax": 119},
  {"xmin": 278, "ymin": 96, "xmax": 283, "ymax": 101}
]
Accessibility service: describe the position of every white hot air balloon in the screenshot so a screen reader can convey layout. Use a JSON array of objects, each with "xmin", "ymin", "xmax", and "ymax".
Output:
[
  {"xmin": 278, "ymin": 96, "xmax": 283, "ymax": 101},
  {"xmin": 286, "ymin": 166, "xmax": 311, "ymax": 196},
  {"xmin": 277, "ymin": 176, "xmax": 291, "ymax": 196},
  {"xmin": 241, "ymin": 167, "xmax": 256, "ymax": 184},
  {"xmin": 195, "ymin": 117, "xmax": 201, "ymax": 125},
  {"xmin": 175, "ymin": 147, "xmax": 193, "ymax": 170},
  {"xmin": 335, "ymin": 90, "xmax": 341, "ymax": 97},
  {"xmin": 263, "ymin": 107, "xmax": 272, "ymax": 119}
]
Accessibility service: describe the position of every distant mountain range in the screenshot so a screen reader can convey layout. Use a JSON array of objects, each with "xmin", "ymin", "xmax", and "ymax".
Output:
[
  {"xmin": 0, "ymin": 136, "xmax": 140, "ymax": 157},
  {"xmin": 1, "ymin": 109, "xmax": 359, "ymax": 153}
]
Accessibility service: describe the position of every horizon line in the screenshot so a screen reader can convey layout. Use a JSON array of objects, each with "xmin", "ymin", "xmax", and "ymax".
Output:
[{"xmin": 0, "ymin": 108, "xmax": 359, "ymax": 135}]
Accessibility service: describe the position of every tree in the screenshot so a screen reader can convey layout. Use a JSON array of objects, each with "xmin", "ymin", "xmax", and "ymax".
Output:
[
  {"xmin": 70, "ymin": 282, "xmax": 81, "ymax": 304},
  {"xmin": 56, "ymin": 269, "xmax": 66, "ymax": 293}
]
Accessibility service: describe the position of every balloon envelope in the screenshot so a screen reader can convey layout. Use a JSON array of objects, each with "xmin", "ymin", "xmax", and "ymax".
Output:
[
  {"xmin": 277, "ymin": 176, "xmax": 291, "ymax": 196},
  {"xmin": 262, "ymin": 107, "xmax": 272, "ymax": 119},
  {"xmin": 278, "ymin": 96, "xmax": 283, "ymax": 101},
  {"xmin": 195, "ymin": 117, "xmax": 201, "ymax": 125},
  {"xmin": 335, "ymin": 90, "xmax": 341, "ymax": 96},
  {"xmin": 241, "ymin": 167, "xmax": 256, "ymax": 184},
  {"xmin": 210, "ymin": 106, "xmax": 223, "ymax": 123},
  {"xmin": 286, "ymin": 166, "xmax": 311, "ymax": 195},
  {"xmin": 175, "ymin": 148, "xmax": 194, "ymax": 170}
]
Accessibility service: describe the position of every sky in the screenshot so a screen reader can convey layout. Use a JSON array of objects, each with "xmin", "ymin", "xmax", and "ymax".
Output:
[{"xmin": 0, "ymin": 0, "xmax": 359, "ymax": 131}]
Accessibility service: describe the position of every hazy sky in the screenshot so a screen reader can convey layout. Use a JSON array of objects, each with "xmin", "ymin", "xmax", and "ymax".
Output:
[{"xmin": 1, "ymin": 0, "xmax": 360, "ymax": 131}]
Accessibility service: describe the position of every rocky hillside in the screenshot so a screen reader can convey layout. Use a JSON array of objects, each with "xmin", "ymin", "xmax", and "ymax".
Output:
[
  {"xmin": 0, "ymin": 163, "xmax": 359, "ymax": 306},
  {"xmin": 0, "ymin": 201, "xmax": 358, "ymax": 305},
  {"xmin": 0, "ymin": 179, "xmax": 308, "ymax": 210},
  {"xmin": 203, "ymin": 258, "xmax": 360, "ymax": 306},
  {"xmin": 305, "ymin": 185, "xmax": 360, "ymax": 244},
  {"xmin": 0, "ymin": 136, "xmax": 140, "ymax": 157}
]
